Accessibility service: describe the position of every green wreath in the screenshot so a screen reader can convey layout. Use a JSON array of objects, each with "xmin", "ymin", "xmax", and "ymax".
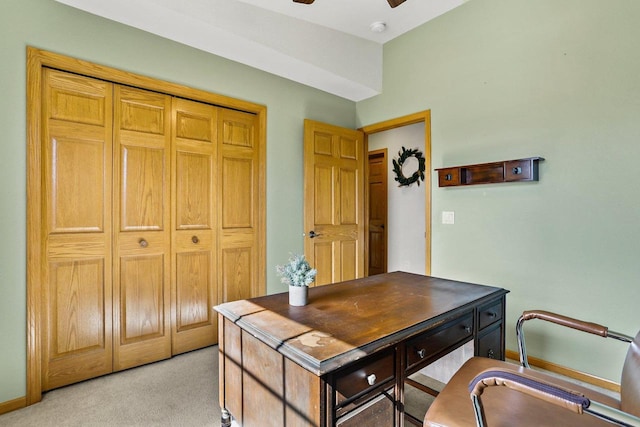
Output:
[{"xmin": 392, "ymin": 147, "xmax": 426, "ymax": 187}]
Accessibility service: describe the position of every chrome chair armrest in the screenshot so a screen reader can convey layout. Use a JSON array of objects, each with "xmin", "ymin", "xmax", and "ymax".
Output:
[
  {"xmin": 516, "ymin": 310, "xmax": 633, "ymax": 368},
  {"xmin": 468, "ymin": 368, "xmax": 640, "ymax": 427}
]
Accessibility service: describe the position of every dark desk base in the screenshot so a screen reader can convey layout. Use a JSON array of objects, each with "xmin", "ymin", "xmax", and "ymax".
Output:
[{"xmin": 216, "ymin": 273, "xmax": 508, "ymax": 427}]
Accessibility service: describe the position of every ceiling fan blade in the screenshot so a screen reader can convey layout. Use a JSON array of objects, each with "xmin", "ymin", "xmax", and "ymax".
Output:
[
  {"xmin": 294, "ymin": 0, "xmax": 404, "ymax": 7},
  {"xmin": 387, "ymin": 0, "xmax": 406, "ymax": 7}
]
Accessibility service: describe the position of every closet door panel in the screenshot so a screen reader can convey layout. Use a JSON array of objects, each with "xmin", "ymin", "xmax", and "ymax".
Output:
[
  {"xmin": 44, "ymin": 257, "xmax": 111, "ymax": 390},
  {"xmin": 113, "ymin": 86, "xmax": 172, "ymax": 371},
  {"xmin": 220, "ymin": 244, "xmax": 254, "ymax": 303},
  {"xmin": 171, "ymin": 98, "xmax": 218, "ymax": 354},
  {"xmin": 47, "ymin": 125, "xmax": 107, "ymax": 233},
  {"xmin": 41, "ymin": 69, "xmax": 113, "ymax": 391},
  {"xmin": 218, "ymin": 109, "xmax": 261, "ymax": 302},
  {"xmin": 46, "ymin": 69, "xmax": 108, "ymax": 125},
  {"xmin": 175, "ymin": 251, "xmax": 212, "ymax": 328},
  {"xmin": 119, "ymin": 145, "xmax": 166, "ymax": 231},
  {"xmin": 49, "ymin": 259, "xmax": 106, "ymax": 354},
  {"xmin": 221, "ymin": 157, "xmax": 254, "ymax": 228},
  {"xmin": 175, "ymin": 152, "xmax": 212, "ymax": 229},
  {"xmin": 119, "ymin": 254, "xmax": 166, "ymax": 343}
]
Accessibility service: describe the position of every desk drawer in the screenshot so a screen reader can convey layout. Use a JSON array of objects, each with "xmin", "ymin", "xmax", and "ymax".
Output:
[
  {"xmin": 437, "ymin": 167, "xmax": 461, "ymax": 187},
  {"xmin": 406, "ymin": 312, "xmax": 473, "ymax": 370},
  {"xmin": 477, "ymin": 324, "xmax": 503, "ymax": 360},
  {"xmin": 505, "ymin": 159, "xmax": 533, "ymax": 181},
  {"xmin": 335, "ymin": 350, "xmax": 395, "ymax": 405},
  {"xmin": 478, "ymin": 299, "xmax": 503, "ymax": 330}
]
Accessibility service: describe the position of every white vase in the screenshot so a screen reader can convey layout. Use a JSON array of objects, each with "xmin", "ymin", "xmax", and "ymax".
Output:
[{"xmin": 289, "ymin": 285, "xmax": 308, "ymax": 306}]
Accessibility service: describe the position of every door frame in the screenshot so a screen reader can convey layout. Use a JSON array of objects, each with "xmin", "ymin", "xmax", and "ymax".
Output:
[
  {"xmin": 26, "ymin": 47, "xmax": 267, "ymax": 405},
  {"xmin": 360, "ymin": 110, "xmax": 432, "ymax": 276}
]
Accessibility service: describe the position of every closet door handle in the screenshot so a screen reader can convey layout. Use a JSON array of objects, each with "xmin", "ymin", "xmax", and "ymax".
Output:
[
  {"xmin": 139, "ymin": 238, "xmax": 148, "ymax": 248},
  {"xmin": 192, "ymin": 235, "xmax": 199, "ymax": 244}
]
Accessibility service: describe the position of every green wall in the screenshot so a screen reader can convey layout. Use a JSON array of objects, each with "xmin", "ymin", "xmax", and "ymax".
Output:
[
  {"xmin": 0, "ymin": 0, "xmax": 355, "ymax": 403},
  {"xmin": 358, "ymin": 0, "xmax": 640, "ymax": 381},
  {"xmin": 3, "ymin": 0, "xmax": 639, "ymax": 407}
]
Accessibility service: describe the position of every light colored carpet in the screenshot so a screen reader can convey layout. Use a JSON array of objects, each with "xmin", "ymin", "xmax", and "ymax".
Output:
[
  {"xmin": 0, "ymin": 346, "xmax": 442, "ymax": 427},
  {"xmin": 6, "ymin": 342, "xmax": 609, "ymax": 426},
  {"xmin": 0, "ymin": 346, "xmax": 220, "ymax": 427},
  {"xmin": 404, "ymin": 373, "xmax": 442, "ymax": 423}
]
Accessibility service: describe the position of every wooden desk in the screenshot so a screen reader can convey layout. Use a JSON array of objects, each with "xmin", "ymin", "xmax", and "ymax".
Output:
[{"xmin": 214, "ymin": 272, "xmax": 508, "ymax": 427}]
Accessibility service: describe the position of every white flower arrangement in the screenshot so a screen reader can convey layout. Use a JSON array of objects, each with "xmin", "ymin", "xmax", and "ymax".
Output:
[{"xmin": 276, "ymin": 254, "xmax": 317, "ymax": 287}]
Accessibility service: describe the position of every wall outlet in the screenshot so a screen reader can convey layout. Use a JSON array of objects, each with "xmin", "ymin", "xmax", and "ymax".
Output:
[{"xmin": 442, "ymin": 211, "xmax": 455, "ymax": 225}]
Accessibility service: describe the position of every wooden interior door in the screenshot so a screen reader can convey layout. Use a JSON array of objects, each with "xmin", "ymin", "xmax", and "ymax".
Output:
[
  {"xmin": 171, "ymin": 98, "xmax": 218, "ymax": 354},
  {"xmin": 41, "ymin": 69, "xmax": 114, "ymax": 390},
  {"xmin": 218, "ymin": 109, "xmax": 261, "ymax": 302},
  {"xmin": 368, "ymin": 149, "xmax": 388, "ymax": 276},
  {"xmin": 303, "ymin": 119, "xmax": 365, "ymax": 286},
  {"xmin": 112, "ymin": 86, "xmax": 172, "ymax": 370}
]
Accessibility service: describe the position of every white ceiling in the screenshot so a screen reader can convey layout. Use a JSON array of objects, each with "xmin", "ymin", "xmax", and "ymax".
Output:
[
  {"xmin": 233, "ymin": 0, "xmax": 468, "ymax": 44},
  {"xmin": 55, "ymin": 0, "xmax": 468, "ymax": 101}
]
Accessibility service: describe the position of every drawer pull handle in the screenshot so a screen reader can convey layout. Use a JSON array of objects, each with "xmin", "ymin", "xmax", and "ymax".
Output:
[
  {"xmin": 139, "ymin": 238, "xmax": 148, "ymax": 248},
  {"xmin": 366, "ymin": 374, "xmax": 377, "ymax": 386},
  {"xmin": 486, "ymin": 311, "xmax": 497, "ymax": 318},
  {"xmin": 445, "ymin": 173, "xmax": 452, "ymax": 181},
  {"xmin": 417, "ymin": 349, "xmax": 426, "ymax": 359},
  {"xmin": 192, "ymin": 235, "xmax": 199, "ymax": 244},
  {"xmin": 464, "ymin": 326, "xmax": 472, "ymax": 334},
  {"xmin": 487, "ymin": 349, "xmax": 495, "ymax": 359},
  {"xmin": 512, "ymin": 166, "xmax": 522, "ymax": 175}
]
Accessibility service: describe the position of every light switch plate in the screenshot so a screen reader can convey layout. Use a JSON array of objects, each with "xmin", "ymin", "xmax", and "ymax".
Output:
[{"xmin": 442, "ymin": 211, "xmax": 455, "ymax": 225}]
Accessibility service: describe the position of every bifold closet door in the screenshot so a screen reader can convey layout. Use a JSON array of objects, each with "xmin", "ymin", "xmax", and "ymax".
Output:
[
  {"xmin": 171, "ymin": 98, "xmax": 218, "ymax": 354},
  {"xmin": 218, "ymin": 109, "xmax": 261, "ymax": 303},
  {"xmin": 41, "ymin": 69, "xmax": 114, "ymax": 390},
  {"xmin": 37, "ymin": 65, "xmax": 265, "ymax": 393},
  {"xmin": 112, "ymin": 86, "xmax": 172, "ymax": 370}
]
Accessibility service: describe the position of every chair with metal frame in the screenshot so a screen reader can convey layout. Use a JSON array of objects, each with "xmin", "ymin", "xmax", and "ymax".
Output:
[{"xmin": 423, "ymin": 310, "xmax": 640, "ymax": 426}]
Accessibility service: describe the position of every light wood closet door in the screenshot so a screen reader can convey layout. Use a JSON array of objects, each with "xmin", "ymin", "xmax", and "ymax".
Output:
[
  {"xmin": 41, "ymin": 69, "xmax": 114, "ymax": 391},
  {"xmin": 218, "ymin": 109, "xmax": 261, "ymax": 303},
  {"xmin": 171, "ymin": 98, "xmax": 218, "ymax": 354},
  {"xmin": 112, "ymin": 86, "xmax": 172, "ymax": 370}
]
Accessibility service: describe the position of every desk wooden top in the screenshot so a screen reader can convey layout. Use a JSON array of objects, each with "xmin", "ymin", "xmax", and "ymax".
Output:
[{"xmin": 214, "ymin": 272, "xmax": 507, "ymax": 375}]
